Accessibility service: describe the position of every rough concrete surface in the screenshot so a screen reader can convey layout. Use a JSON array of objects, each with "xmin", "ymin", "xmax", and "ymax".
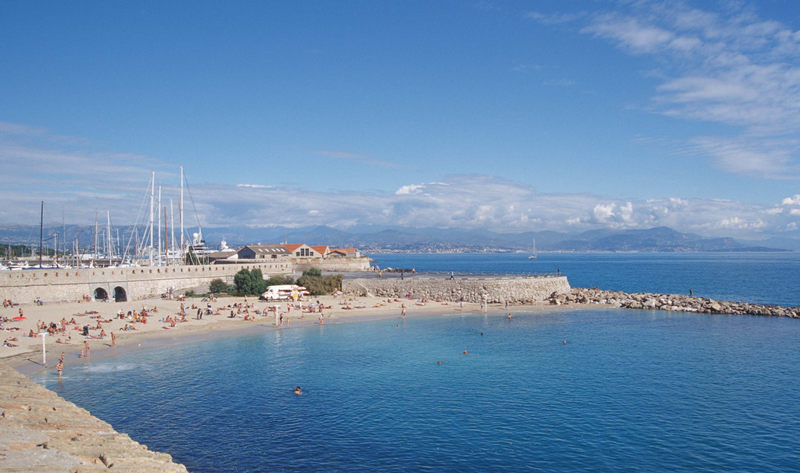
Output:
[{"xmin": 0, "ymin": 362, "xmax": 188, "ymax": 473}]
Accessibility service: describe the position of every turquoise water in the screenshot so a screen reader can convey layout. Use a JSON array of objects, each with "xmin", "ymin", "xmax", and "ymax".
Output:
[
  {"xmin": 369, "ymin": 252, "xmax": 800, "ymax": 306},
  {"xmin": 36, "ymin": 309, "xmax": 800, "ymax": 472}
]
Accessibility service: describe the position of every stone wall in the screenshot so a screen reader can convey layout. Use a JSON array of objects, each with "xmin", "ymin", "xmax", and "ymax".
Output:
[
  {"xmin": 293, "ymin": 257, "xmax": 371, "ymax": 273},
  {"xmin": 0, "ymin": 362, "xmax": 189, "ymax": 472},
  {"xmin": 0, "ymin": 262, "xmax": 293, "ymax": 303},
  {"xmin": 552, "ymin": 287, "xmax": 800, "ymax": 318},
  {"xmin": 342, "ymin": 276, "xmax": 571, "ymax": 304}
]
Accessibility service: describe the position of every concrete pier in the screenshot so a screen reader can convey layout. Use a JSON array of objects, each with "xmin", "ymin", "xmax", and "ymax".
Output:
[{"xmin": 0, "ymin": 362, "xmax": 189, "ymax": 472}]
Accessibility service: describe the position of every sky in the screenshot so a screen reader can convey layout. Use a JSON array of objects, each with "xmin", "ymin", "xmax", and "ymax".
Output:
[{"xmin": 1, "ymin": 0, "xmax": 800, "ymax": 241}]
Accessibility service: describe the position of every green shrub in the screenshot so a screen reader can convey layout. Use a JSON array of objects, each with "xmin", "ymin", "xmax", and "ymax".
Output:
[
  {"xmin": 209, "ymin": 278, "xmax": 227, "ymax": 294},
  {"xmin": 265, "ymin": 275, "xmax": 296, "ymax": 286},
  {"xmin": 233, "ymin": 268, "xmax": 268, "ymax": 295},
  {"xmin": 297, "ymin": 273, "xmax": 343, "ymax": 295}
]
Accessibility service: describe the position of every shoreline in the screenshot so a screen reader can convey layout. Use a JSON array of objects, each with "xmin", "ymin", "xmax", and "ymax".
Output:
[
  {"xmin": 2, "ymin": 292, "xmax": 577, "ymax": 375},
  {"xmin": 4, "ymin": 285, "xmax": 798, "ymax": 375}
]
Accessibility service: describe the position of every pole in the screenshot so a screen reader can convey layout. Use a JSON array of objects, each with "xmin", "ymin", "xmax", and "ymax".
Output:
[
  {"xmin": 93, "ymin": 213, "xmax": 98, "ymax": 268},
  {"xmin": 39, "ymin": 332, "xmax": 47, "ymax": 366},
  {"xmin": 164, "ymin": 206, "xmax": 168, "ymax": 266},
  {"xmin": 157, "ymin": 186, "xmax": 162, "ymax": 266},
  {"xmin": 107, "ymin": 211, "xmax": 112, "ymax": 263},
  {"xmin": 39, "ymin": 201, "xmax": 43, "ymax": 268},
  {"xmin": 149, "ymin": 172, "xmax": 155, "ymax": 266},
  {"xmin": 179, "ymin": 166, "xmax": 184, "ymax": 263},
  {"xmin": 170, "ymin": 199, "xmax": 174, "ymax": 264}
]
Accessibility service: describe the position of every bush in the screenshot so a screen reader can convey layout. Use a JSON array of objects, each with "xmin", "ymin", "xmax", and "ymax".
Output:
[
  {"xmin": 209, "ymin": 278, "xmax": 227, "ymax": 294},
  {"xmin": 233, "ymin": 268, "xmax": 267, "ymax": 296},
  {"xmin": 297, "ymin": 273, "xmax": 343, "ymax": 295},
  {"xmin": 302, "ymin": 268, "xmax": 322, "ymax": 278},
  {"xmin": 265, "ymin": 275, "xmax": 296, "ymax": 286}
]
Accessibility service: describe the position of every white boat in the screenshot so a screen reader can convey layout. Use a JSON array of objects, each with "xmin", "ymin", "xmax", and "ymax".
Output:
[{"xmin": 528, "ymin": 238, "xmax": 537, "ymax": 259}]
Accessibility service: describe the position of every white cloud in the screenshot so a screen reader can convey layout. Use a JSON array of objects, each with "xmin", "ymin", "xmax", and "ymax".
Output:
[
  {"xmin": 572, "ymin": 1, "xmax": 800, "ymax": 178},
  {"xmin": 0, "ymin": 121, "xmax": 797, "ymax": 240},
  {"xmin": 237, "ymin": 184, "xmax": 273, "ymax": 189},
  {"xmin": 782, "ymin": 194, "xmax": 800, "ymax": 206},
  {"xmin": 313, "ymin": 150, "xmax": 400, "ymax": 168},
  {"xmin": 395, "ymin": 184, "xmax": 424, "ymax": 195}
]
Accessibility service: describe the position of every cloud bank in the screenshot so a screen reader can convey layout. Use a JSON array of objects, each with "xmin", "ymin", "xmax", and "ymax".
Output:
[
  {"xmin": 0, "ymin": 120, "xmax": 797, "ymax": 239},
  {"xmin": 530, "ymin": 1, "xmax": 800, "ymax": 179}
]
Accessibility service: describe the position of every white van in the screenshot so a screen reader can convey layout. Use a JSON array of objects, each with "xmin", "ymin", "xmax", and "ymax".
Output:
[{"xmin": 260, "ymin": 284, "xmax": 310, "ymax": 301}]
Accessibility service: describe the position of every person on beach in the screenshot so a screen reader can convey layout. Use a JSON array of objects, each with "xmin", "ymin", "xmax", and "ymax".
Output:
[
  {"xmin": 401, "ymin": 304, "xmax": 406, "ymax": 318},
  {"xmin": 689, "ymin": 288, "xmax": 693, "ymax": 296},
  {"xmin": 84, "ymin": 340, "xmax": 90, "ymax": 359}
]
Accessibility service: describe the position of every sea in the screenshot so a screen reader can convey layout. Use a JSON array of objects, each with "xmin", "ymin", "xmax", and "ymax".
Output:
[{"xmin": 31, "ymin": 252, "xmax": 800, "ymax": 472}]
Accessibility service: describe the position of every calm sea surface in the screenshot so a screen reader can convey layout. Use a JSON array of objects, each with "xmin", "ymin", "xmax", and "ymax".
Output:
[
  {"xmin": 31, "ymin": 253, "xmax": 800, "ymax": 472},
  {"xmin": 369, "ymin": 252, "xmax": 800, "ymax": 306},
  {"xmin": 35, "ymin": 309, "xmax": 800, "ymax": 472}
]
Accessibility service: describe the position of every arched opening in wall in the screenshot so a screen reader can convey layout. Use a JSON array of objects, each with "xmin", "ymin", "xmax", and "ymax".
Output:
[
  {"xmin": 113, "ymin": 286, "xmax": 127, "ymax": 302},
  {"xmin": 94, "ymin": 287, "xmax": 108, "ymax": 301}
]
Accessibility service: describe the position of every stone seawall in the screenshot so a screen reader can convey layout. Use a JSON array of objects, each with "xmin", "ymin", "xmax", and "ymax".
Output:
[
  {"xmin": 0, "ymin": 262, "xmax": 292, "ymax": 304},
  {"xmin": 293, "ymin": 257, "xmax": 371, "ymax": 273},
  {"xmin": 0, "ymin": 362, "xmax": 188, "ymax": 472},
  {"xmin": 551, "ymin": 288, "xmax": 800, "ymax": 318},
  {"xmin": 342, "ymin": 276, "xmax": 571, "ymax": 304}
]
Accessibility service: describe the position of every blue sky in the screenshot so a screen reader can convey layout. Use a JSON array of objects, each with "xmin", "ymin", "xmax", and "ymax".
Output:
[{"xmin": 1, "ymin": 1, "xmax": 800, "ymax": 240}]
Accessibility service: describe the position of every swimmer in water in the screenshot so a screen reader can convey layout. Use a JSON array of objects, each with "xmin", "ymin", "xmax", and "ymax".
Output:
[
  {"xmin": 507, "ymin": 313, "xmax": 513, "ymax": 320},
  {"xmin": 562, "ymin": 339, "xmax": 567, "ymax": 345},
  {"xmin": 294, "ymin": 386, "xmax": 302, "ymax": 395}
]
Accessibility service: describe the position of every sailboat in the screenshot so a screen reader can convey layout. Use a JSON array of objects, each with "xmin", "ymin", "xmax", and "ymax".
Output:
[{"xmin": 528, "ymin": 238, "xmax": 537, "ymax": 259}]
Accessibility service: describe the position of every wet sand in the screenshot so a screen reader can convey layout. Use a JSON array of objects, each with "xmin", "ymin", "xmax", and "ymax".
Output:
[{"xmin": 1, "ymin": 293, "xmax": 570, "ymax": 373}]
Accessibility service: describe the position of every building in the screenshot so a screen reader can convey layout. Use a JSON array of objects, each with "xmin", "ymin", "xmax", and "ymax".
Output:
[
  {"xmin": 236, "ymin": 244, "xmax": 291, "ymax": 261},
  {"xmin": 328, "ymin": 248, "xmax": 361, "ymax": 258}
]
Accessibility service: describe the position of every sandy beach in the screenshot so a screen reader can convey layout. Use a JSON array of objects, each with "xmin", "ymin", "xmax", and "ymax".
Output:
[{"xmin": 0, "ymin": 292, "xmax": 564, "ymax": 372}]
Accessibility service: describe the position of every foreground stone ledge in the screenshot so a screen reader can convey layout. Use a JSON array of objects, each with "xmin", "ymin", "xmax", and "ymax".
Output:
[
  {"xmin": 0, "ymin": 362, "xmax": 189, "ymax": 473},
  {"xmin": 550, "ymin": 288, "xmax": 800, "ymax": 318}
]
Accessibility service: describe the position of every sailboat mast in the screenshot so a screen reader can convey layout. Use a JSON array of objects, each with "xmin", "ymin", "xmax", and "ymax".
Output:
[
  {"xmin": 149, "ymin": 172, "xmax": 155, "ymax": 266},
  {"xmin": 179, "ymin": 166, "xmax": 184, "ymax": 263},
  {"xmin": 164, "ymin": 206, "xmax": 168, "ymax": 266},
  {"xmin": 93, "ymin": 213, "xmax": 98, "ymax": 267},
  {"xmin": 106, "ymin": 211, "xmax": 112, "ymax": 263},
  {"xmin": 170, "ymin": 199, "xmax": 175, "ymax": 264},
  {"xmin": 157, "ymin": 186, "xmax": 162, "ymax": 266},
  {"xmin": 39, "ymin": 201, "xmax": 43, "ymax": 268}
]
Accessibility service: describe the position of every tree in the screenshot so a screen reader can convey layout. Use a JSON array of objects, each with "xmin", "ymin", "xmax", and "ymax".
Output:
[
  {"xmin": 209, "ymin": 278, "xmax": 227, "ymax": 294},
  {"xmin": 265, "ymin": 275, "xmax": 296, "ymax": 286},
  {"xmin": 233, "ymin": 268, "xmax": 267, "ymax": 295},
  {"xmin": 297, "ymin": 271, "xmax": 343, "ymax": 295}
]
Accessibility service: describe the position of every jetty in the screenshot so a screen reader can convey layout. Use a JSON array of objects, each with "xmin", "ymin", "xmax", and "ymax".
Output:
[
  {"xmin": 550, "ymin": 287, "xmax": 800, "ymax": 318},
  {"xmin": 0, "ymin": 361, "xmax": 188, "ymax": 472}
]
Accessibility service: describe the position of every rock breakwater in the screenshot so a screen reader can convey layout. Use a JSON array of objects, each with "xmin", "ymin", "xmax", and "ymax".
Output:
[
  {"xmin": 342, "ymin": 276, "xmax": 571, "ymax": 304},
  {"xmin": 0, "ymin": 362, "xmax": 189, "ymax": 473},
  {"xmin": 549, "ymin": 288, "xmax": 800, "ymax": 318}
]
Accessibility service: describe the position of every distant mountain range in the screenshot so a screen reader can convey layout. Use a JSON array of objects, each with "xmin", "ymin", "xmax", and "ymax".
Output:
[{"xmin": 0, "ymin": 224, "xmax": 793, "ymax": 253}]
